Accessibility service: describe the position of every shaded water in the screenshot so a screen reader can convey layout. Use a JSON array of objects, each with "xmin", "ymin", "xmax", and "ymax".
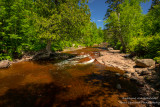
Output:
[{"xmin": 0, "ymin": 47, "xmax": 142, "ymax": 107}]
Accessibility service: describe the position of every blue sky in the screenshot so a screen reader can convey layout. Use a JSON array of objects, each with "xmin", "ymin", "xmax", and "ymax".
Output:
[{"xmin": 88, "ymin": 0, "xmax": 152, "ymax": 29}]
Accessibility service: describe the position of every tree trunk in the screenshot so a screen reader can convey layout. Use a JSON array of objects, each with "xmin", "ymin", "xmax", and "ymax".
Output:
[
  {"xmin": 119, "ymin": 36, "xmax": 126, "ymax": 52},
  {"xmin": 46, "ymin": 39, "xmax": 52, "ymax": 54},
  {"xmin": 117, "ymin": 12, "xmax": 126, "ymax": 52}
]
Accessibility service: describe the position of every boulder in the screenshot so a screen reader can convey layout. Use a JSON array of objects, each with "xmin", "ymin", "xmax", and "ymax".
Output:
[
  {"xmin": 116, "ymin": 84, "xmax": 121, "ymax": 89},
  {"xmin": 136, "ymin": 59, "xmax": 155, "ymax": 67},
  {"xmin": 0, "ymin": 60, "xmax": 10, "ymax": 69},
  {"xmin": 115, "ymin": 73, "xmax": 121, "ymax": 76}
]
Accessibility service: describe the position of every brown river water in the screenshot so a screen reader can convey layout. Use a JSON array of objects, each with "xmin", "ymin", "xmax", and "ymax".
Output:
[{"xmin": 0, "ymin": 47, "xmax": 143, "ymax": 107}]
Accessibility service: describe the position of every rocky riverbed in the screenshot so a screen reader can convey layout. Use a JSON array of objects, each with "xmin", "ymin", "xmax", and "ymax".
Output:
[{"xmin": 96, "ymin": 49, "xmax": 160, "ymax": 106}]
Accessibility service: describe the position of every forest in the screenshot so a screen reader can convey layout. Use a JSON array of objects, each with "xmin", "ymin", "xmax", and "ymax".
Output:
[
  {"xmin": 0, "ymin": 0, "xmax": 104, "ymax": 60},
  {"xmin": 0, "ymin": 0, "xmax": 160, "ymax": 63},
  {"xmin": 104, "ymin": 0, "xmax": 160, "ymax": 63}
]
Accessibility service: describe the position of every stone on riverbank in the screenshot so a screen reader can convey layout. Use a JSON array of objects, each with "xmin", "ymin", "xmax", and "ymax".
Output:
[
  {"xmin": 0, "ymin": 60, "xmax": 10, "ymax": 69},
  {"xmin": 116, "ymin": 84, "xmax": 121, "ymax": 89},
  {"xmin": 135, "ymin": 59, "xmax": 155, "ymax": 67}
]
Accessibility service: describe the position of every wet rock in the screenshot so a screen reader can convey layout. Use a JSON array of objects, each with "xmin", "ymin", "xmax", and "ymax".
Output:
[
  {"xmin": 131, "ymin": 72, "xmax": 139, "ymax": 77},
  {"xmin": 140, "ymin": 70, "xmax": 151, "ymax": 76},
  {"xmin": 123, "ymin": 73, "xmax": 131, "ymax": 78},
  {"xmin": 155, "ymin": 64, "xmax": 160, "ymax": 72},
  {"xmin": 0, "ymin": 60, "xmax": 10, "ymax": 69},
  {"xmin": 135, "ymin": 68, "xmax": 147, "ymax": 74},
  {"xmin": 130, "ymin": 77, "xmax": 145, "ymax": 87},
  {"xmin": 115, "ymin": 73, "xmax": 121, "ymax": 76},
  {"xmin": 139, "ymin": 84, "xmax": 155, "ymax": 97},
  {"xmin": 130, "ymin": 76, "xmax": 138, "ymax": 82},
  {"xmin": 136, "ymin": 59, "xmax": 155, "ymax": 67},
  {"xmin": 156, "ymin": 82, "xmax": 160, "ymax": 87},
  {"xmin": 145, "ymin": 75, "xmax": 159, "ymax": 83},
  {"xmin": 116, "ymin": 84, "xmax": 121, "ymax": 89}
]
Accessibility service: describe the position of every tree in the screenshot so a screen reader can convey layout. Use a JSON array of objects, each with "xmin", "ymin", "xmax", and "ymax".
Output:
[
  {"xmin": 144, "ymin": 3, "xmax": 160, "ymax": 35},
  {"xmin": 34, "ymin": 0, "xmax": 90, "ymax": 53},
  {"xmin": 0, "ymin": 0, "xmax": 35, "ymax": 59},
  {"xmin": 104, "ymin": 0, "xmax": 124, "ymax": 19},
  {"xmin": 104, "ymin": 0, "xmax": 146, "ymax": 52},
  {"xmin": 150, "ymin": 0, "xmax": 160, "ymax": 10}
]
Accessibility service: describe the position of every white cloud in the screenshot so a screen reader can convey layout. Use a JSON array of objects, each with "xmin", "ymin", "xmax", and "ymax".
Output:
[{"xmin": 97, "ymin": 20, "xmax": 103, "ymax": 22}]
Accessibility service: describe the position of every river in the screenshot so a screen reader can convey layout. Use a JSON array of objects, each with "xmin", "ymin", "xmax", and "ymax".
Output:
[{"xmin": 0, "ymin": 47, "xmax": 142, "ymax": 107}]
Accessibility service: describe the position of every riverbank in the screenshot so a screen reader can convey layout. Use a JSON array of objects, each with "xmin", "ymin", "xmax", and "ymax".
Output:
[
  {"xmin": 0, "ymin": 46, "xmax": 146, "ymax": 107},
  {"xmin": 0, "ymin": 45, "xmax": 87, "ymax": 69},
  {"xmin": 96, "ymin": 48, "xmax": 160, "ymax": 105}
]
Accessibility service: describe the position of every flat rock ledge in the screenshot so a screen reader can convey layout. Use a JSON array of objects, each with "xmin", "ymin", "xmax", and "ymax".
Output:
[{"xmin": 96, "ymin": 51, "xmax": 136, "ymax": 73}]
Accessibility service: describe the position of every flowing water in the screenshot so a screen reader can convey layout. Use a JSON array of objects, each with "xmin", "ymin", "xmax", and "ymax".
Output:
[{"xmin": 0, "ymin": 47, "xmax": 142, "ymax": 107}]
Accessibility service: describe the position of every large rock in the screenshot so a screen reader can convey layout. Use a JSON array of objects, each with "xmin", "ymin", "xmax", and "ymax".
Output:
[
  {"xmin": 0, "ymin": 60, "xmax": 10, "ymax": 69},
  {"xmin": 136, "ymin": 59, "xmax": 155, "ymax": 67}
]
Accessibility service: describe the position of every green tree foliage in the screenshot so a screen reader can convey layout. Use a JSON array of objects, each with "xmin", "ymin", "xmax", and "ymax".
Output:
[
  {"xmin": 104, "ymin": 0, "xmax": 160, "ymax": 62},
  {"xmin": 0, "ymin": 0, "xmax": 35, "ymax": 60},
  {"xmin": 0, "ymin": 0, "xmax": 104, "ymax": 60},
  {"xmin": 150, "ymin": 0, "xmax": 160, "ymax": 10},
  {"xmin": 104, "ymin": 0, "xmax": 124, "ymax": 19},
  {"xmin": 105, "ymin": 0, "xmax": 144, "ymax": 52},
  {"xmin": 144, "ymin": 4, "xmax": 160, "ymax": 35},
  {"xmin": 34, "ymin": 0, "xmax": 91, "ymax": 53},
  {"xmin": 82, "ymin": 22, "xmax": 104, "ymax": 46}
]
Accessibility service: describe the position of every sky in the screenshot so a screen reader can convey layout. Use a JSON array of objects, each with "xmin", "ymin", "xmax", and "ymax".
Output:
[{"xmin": 88, "ymin": 0, "xmax": 152, "ymax": 29}]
